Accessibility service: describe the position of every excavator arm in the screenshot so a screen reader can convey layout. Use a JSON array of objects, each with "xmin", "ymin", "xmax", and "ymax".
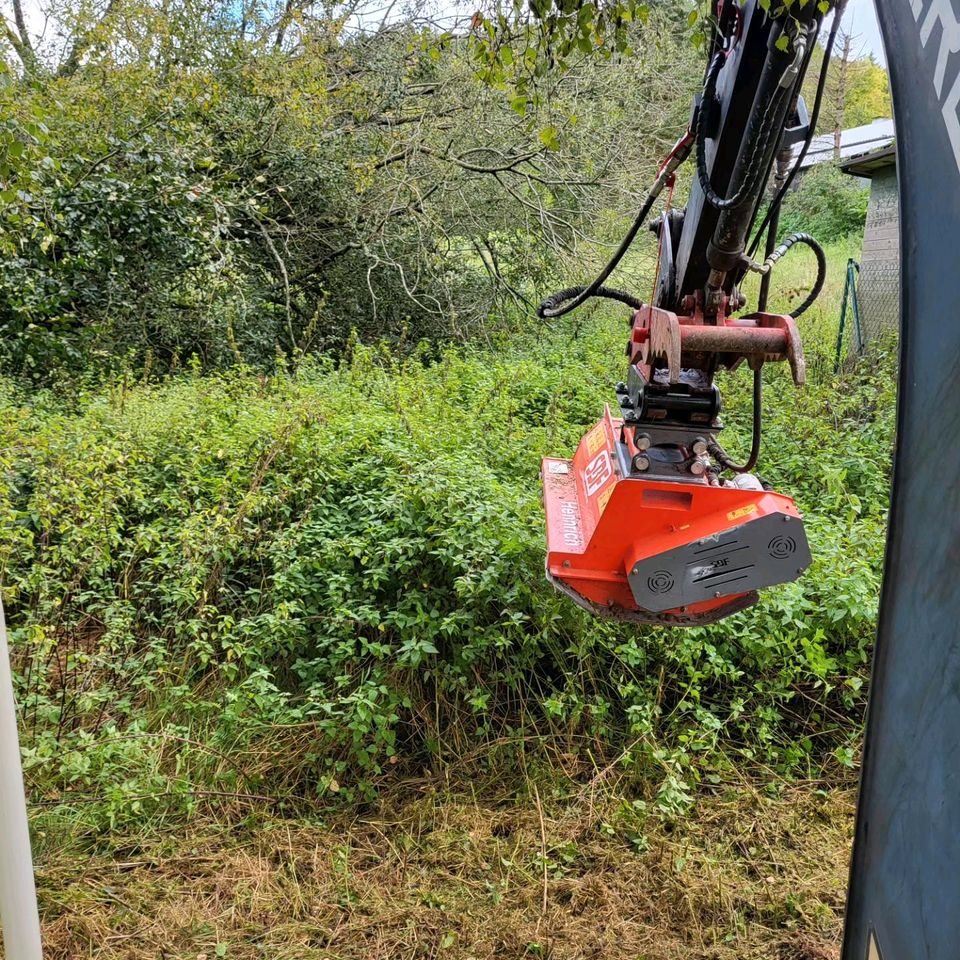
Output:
[{"xmin": 542, "ymin": 0, "xmax": 840, "ymax": 625}]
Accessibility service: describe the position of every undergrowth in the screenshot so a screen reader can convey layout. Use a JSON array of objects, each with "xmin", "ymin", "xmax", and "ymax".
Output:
[{"xmin": 0, "ymin": 286, "xmax": 896, "ymax": 841}]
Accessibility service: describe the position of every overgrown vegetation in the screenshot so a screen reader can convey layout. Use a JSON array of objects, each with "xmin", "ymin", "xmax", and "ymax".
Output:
[
  {"xmin": 4, "ymin": 287, "xmax": 892, "ymax": 836},
  {"xmin": 779, "ymin": 163, "xmax": 869, "ymax": 244},
  {"xmin": 0, "ymin": 0, "xmax": 701, "ymax": 379}
]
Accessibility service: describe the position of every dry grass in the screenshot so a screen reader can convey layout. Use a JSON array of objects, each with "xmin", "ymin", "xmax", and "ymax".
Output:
[{"xmin": 33, "ymin": 776, "xmax": 854, "ymax": 960}]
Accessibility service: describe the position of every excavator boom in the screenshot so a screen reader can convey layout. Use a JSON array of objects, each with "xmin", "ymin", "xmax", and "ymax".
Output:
[{"xmin": 541, "ymin": 0, "xmax": 836, "ymax": 625}]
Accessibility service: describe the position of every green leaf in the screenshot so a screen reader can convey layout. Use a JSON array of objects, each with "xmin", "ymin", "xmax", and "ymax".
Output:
[{"xmin": 538, "ymin": 125, "xmax": 560, "ymax": 150}]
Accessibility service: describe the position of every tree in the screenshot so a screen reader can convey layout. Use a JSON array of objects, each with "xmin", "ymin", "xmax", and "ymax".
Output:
[
  {"xmin": 843, "ymin": 55, "xmax": 892, "ymax": 128},
  {"xmin": 831, "ymin": 28, "xmax": 852, "ymax": 158},
  {"xmin": 802, "ymin": 30, "xmax": 891, "ymax": 137},
  {"xmin": 0, "ymin": 0, "xmax": 704, "ymax": 376}
]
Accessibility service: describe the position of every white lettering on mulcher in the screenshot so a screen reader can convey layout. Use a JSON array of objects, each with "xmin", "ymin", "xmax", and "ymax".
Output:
[{"xmin": 560, "ymin": 499, "xmax": 584, "ymax": 549}]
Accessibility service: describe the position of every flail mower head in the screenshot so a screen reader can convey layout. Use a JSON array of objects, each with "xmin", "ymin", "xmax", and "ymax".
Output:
[
  {"xmin": 543, "ymin": 406, "xmax": 810, "ymax": 626},
  {"xmin": 542, "ymin": 306, "xmax": 812, "ymax": 627}
]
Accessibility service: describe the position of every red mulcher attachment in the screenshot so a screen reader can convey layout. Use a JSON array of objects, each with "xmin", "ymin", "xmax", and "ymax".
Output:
[
  {"xmin": 543, "ymin": 408, "xmax": 810, "ymax": 625},
  {"xmin": 537, "ymin": 0, "xmax": 827, "ymax": 626},
  {"xmin": 542, "ymin": 305, "xmax": 812, "ymax": 627}
]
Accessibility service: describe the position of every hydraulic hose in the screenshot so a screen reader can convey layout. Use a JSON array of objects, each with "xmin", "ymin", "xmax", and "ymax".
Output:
[
  {"xmin": 757, "ymin": 194, "xmax": 781, "ymax": 312},
  {"xmin": 747, "ymin": 0, "xmax": 848, "ymax": 260},
  {"xmin": 537, "ymin": 131, "xmax": 693, "ymax": 319},
  {"xmin": 537, "ymin": 285, "xmax": 644, "ymax": 316},
  {"xmin": 695, "ymin": 53, "xmax": 794, "ymax": 213},
  {"xmin": 538, "ymin": 8, "xmax": 830, "ymax": 320},
  {"xmin": 749, "ymin": 231, "xmax": 827, "ymax": 318},
  {"xmin": 707, "ymin": 366, "xmax": 762, "ymax": 474}
]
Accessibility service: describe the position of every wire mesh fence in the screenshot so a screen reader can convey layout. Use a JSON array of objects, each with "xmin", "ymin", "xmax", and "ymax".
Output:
[
  {"xmin": 834, "ymin": 256, "xmax": 900, "ymax": 373},
  {"xmin": 835, "ymin": 166, "xmax": 901, "ymax": 370},
  {"xmin": 856, "ymin": 259, "xmax": 901, "ymax": 343}
]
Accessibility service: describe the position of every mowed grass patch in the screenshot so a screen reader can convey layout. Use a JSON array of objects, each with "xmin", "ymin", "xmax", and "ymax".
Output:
[{"xmin": 36, "ymin": 777, "xmax": 853, "ymax": 960}]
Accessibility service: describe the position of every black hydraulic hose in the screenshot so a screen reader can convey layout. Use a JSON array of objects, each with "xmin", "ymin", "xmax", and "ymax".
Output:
[
  {"xmin": 537, "ymin": 285, "xmax": 645, "ymax": 316},
  {"xmin": 536, "ymin": 133, "xmax": 692, "ymax": 319},
  {"xmin": 536, "ymin": 193, "xmax": 659, "ymax": 319},
  {"xmin": 538, "ymin": 7, "xmax": 835, "ymax": 321},
  {"xmin": 695, "ymin": 53, "xmax": 794, "ymax": 213},
  {"xmin": 747, "ymin": 1, "xmax": 848, "ymax": 260},
  {"xmin": 707, "ymin": 366, "xmax": 762, "ymax": 474},
  {"xmin": 757, "ymin": 201, "xmax": 781, "ymax": 312},
  {"xmin": 757, "ymin": 231, "xmax": 827, "ymax": 318}
]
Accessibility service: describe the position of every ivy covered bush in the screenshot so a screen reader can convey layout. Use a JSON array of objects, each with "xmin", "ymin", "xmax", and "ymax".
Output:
[{"xmin": 0, "ymin": 316, "xmax": 894, "ymax": 833}]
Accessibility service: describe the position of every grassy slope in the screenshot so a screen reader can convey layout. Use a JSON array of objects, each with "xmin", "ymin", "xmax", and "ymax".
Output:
[{"xmin": 9, "ymin": 237, "xmax": 885, "ymax": 958}]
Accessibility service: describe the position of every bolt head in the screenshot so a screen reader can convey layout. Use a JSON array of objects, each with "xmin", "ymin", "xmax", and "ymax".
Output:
[
  {"xmin": 632, "ymin": 453, "xmax": 650, "ymax": 472},
  {"xmin": 635, "ymin": 432, "xmax": 652, "ymax": 451}
]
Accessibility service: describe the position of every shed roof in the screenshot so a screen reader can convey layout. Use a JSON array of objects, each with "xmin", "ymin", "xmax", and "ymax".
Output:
[
  {"xmin": 792, "ymin": 118, "xmax": 895, "ymax": 170},
  {"xmin": 839, "ymin": 144, "xmax": 897, "ymax": 177}
]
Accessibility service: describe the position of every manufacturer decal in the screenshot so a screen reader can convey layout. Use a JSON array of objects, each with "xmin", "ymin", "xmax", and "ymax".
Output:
[
  {"xmin": 583, "ymin": 450, "xmax": 613, "ymax": 497},
  {"xmin": 559, "ymin": 498, "xmax": 584, "ymax": 549},
  {"xmin": 726, "ymin": 504, "xmax": 758, "ymax": 522}
]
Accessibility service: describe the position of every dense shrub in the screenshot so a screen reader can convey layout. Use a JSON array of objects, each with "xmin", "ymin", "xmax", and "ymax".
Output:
[
  {"xmin": 0, "ymin": 314, "xmax": 894, "ymax": 831},
  {"xmin": 779, "ymin": 161, "xmax": 870, "ymax": 243},
  {"xmin": 0, "ymin": 11, "xmax": 700, "ymax": 381}
]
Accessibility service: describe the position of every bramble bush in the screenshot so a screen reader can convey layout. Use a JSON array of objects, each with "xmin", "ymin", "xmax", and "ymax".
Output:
[{"xmin": 0, "ymin": 312, "xmax": 895, "ymax": 836}]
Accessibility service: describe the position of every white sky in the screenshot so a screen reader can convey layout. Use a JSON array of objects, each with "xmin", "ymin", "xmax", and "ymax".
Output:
[
  {"xmin": 843, "ymin": 0, "xmax": 885, "ymax": 66},
  {"xmin": 4, "ymin": 0, "xmax": 890, "ymax": 68}
]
